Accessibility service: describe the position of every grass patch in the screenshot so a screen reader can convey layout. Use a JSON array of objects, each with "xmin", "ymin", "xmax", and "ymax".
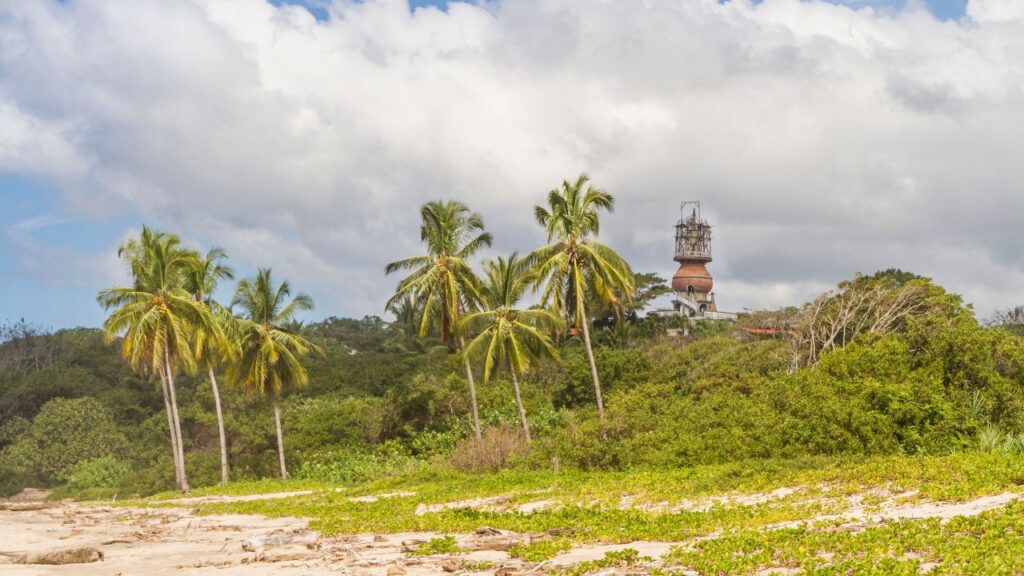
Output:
[
  {"xmin": 177, "ymin": 453, "xmax": 1024, "ymax": 535},
  {"xmin": 662, "ymin": 500, "xmax": 1024, "ymax": 574},
  {"xmin": 509, "ymin": 538, "xmax": 573, "ymax": 561},
  {"xmin": 126, "ymin": 452, "xmax": 1024, "ymax": 574},
  {"xmin": 147, "ymin": 478, "xmax": 333, "ymax": 500},
  {"xmin": 410, "ymin": 535, "xmax": 460, "ymax": 556},
  {"xmin": 560, "ymin": 548, "xmax": 648, "ymax": 576}
]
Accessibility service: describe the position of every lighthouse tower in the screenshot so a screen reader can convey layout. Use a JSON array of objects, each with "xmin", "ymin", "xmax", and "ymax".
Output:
[{"xmin": 672, "ymin": 202, "xmax": 718, "ymax": 317}]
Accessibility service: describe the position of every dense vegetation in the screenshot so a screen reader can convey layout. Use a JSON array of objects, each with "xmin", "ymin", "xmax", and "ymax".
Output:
[{"xmin": 1, "ymin": 267, "xmax": 1023, "ymax": 498}]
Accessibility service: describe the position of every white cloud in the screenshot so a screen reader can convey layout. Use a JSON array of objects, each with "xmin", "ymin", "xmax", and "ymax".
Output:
[
  {"xmin": 967, "ymin": 0, "xmax": 1024, "ymax": 22},
  {"xmin": 0, "ymin": 99, "xmax": 87, "ymax": 176},
  {"xmin": 1, "ymin": 0, "xmax": 1023, "ymax": 321}
]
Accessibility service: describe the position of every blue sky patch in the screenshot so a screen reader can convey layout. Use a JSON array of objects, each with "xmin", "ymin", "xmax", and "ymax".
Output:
[{"xmin": 271, "ymin": 0, "xmax": 968, "ymax": 21}]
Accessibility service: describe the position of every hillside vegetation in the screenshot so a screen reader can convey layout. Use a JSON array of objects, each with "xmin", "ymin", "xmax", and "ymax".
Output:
[{"xmin": 2, "ymin": 269, "xmax": 1023, "ymax": 499}]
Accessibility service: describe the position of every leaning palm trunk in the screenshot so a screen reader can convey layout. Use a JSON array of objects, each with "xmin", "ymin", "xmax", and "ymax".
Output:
[
  {"xmin": 509, "ymin": 367, "xmax": 531, "ymax": 442},
  {"xmin": 163, "ymin": 347, "xmax": 189, "ymax": 492},
  {"xmin": 208, "ymin": 365, "xmax": 229, "ymax": 485},
  {"xmin": 271, "ymin": 394, "xmax": 288, "ymax": 480},
  {"xmin": 577, "ymin": 299, "xmax": 605, "ymax": 423},
  {"xmin": 459, "ymin": 336, "xmax": 482, "ymax": 441},
  {"xmin": 158, "ymin": 368, "xmax": 184, "ymax": 490}
]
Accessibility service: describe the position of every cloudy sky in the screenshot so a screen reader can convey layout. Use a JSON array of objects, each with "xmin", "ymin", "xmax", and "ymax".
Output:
[{"xmin": 2, "ymin": 0, "xmax": 1022, "ymax": 329}]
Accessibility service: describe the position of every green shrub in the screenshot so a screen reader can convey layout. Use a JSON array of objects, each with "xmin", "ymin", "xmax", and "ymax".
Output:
[
  {"xmin": 1002, "ymin": 434, "xmax": 1024, "ymax": 455},
  {"xmin": 552, "ymin": 346, "xmax": 652, "ymax": 409},
  {"xmin": 411, "ymin": 535, "xmax": 460, "ymax": 556},
  {"xmin": 298, "ymin": 440, "xmax": 425, "ymax": 484},
  {"xmin": 977, "ymin": 425, "xmax": 1006, "ymax": 453},
  {"xmin": 0, "ymin": 416, "xmax": 29, "ymax": 448},
  {"xmin": 65, "ymin": 456, "xmax": 131, "ymax": 492},
  {"xmin": 287, "ymin": 396, "xmax": 386, "ymax": 454},
  {"xmin": 117, "ymin": 456, "xmax": 176, "ymax": 497},
  {"xmin": 973, "ymin": 427, "xmax": 1024, "ymax": 455},
  {"xmin": 0, "ymin": 468, "xmax": 30, "ymax": 498},
  {"xmin": 408, "ymin": 428, "xmax": 462, "ymax": 458},
  {"xmin": 544, "ymin": 330, "xmax": 985, "ymax": 470},
  {"xmin": 1, "ymin": 397, "xmax": 127, "ymax": 484}
]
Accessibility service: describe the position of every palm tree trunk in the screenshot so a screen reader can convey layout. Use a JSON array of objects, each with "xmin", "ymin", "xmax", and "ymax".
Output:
[
  {"xmin": 577, "ymin": 299, "xmax": 605, "ymax": 423},
  {"xmin": 157, "ymin": 366, "xmax": 184, "ymax": 491},
  {"xmin": 509, "ymin": 366, "xmax": 531, "ymax": 442},
  {"xmin": 164, "ymin": 346, "xmax": 190, "ymax": 492},
  {"xmin": 208, "ymin": 364, "xmax": 229, "ymax": 486},
  {"xmin": 459, "ymin": 336, "xmax": 482, "ymax": 441},
  {"xmin": 271, "ymin": 394, "xmax": 288, "ymax": 480}
]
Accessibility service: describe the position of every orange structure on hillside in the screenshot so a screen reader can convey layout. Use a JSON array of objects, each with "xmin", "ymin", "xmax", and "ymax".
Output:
[{"xmin": 672, "ymin": 202, "xmax": 720, "ymax": 317}]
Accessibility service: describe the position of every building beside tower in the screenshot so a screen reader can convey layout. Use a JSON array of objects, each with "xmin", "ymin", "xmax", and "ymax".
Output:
[{"xmin": 666, "ymin": 202, "xmax": 736, "ymax": 321}]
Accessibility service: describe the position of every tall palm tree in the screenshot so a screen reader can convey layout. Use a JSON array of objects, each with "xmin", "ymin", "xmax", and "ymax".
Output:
[
  {"xmin": 184, "ymin": 248, "xmax": 235, "ymax": 486},
  {"xmin": 227, "ymin": 268, "xmax": 322, "ymax": 479},
  {"xmin": 527, "ymin": 174, "xmax": 635, "ymax": 423},
  {"xmin": 462, "ymin": 254, "xmax": 560, "ymax": 441},
  {"xmin": 98, "ymin": 227, "xmax": 216, "ymax": 492},
  {"xmin": 386, "ymin": 294, "xmax": 448, "ymax": 353},
  {"xmin": 385, "ymin": 200, "xmax": 493, "ymax": 440}
]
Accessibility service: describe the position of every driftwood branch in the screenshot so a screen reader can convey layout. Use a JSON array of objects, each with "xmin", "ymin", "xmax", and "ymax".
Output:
[
  {"xmin": 12, "ymin": 547, "xmax": 103, "ymax": 565},
  {"xmin": 241, "ymin": 530, "xmax": 319, "ymax": 551}
]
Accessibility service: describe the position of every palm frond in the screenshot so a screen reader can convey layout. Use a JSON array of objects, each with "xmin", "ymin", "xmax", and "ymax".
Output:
[{"xmin": 385, "ymin": 255, "xmax": 432, "ymax": 275}]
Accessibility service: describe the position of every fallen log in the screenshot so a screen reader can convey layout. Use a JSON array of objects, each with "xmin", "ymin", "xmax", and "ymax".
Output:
[
  {"xmin": 400, "ymin": 538, "xmax": 428, "ymax": 552},
  {"xmin": 472, "ymin": 527, "xmax": 575, "ymax": 552},
  {"xmin": 264, "ymin": 552, "xmax": 317, "ymax": 563},
  {"xmin": 175, "ymin": 560, "xmax": 233, "ymax": 569},
  {"xmin": 14, "ymin": 547, "xmax": 104, "ymax": 565},
  {"xmin": 471, "ymin": 534, "xmax": 534, "ymax": 552},
  {"xmin": 0, "ymin": 501, "xmax": 59, "ymax": 512},
  {"xmin": 241, "ymin": 530, "xmax": 319, "ymax": 551}
]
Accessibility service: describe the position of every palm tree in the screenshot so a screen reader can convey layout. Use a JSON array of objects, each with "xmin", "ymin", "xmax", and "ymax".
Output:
[
  {"xmin": 462, "ymin": 254, "xmax": 560, "ymax": 441},
  {"xmin": 528, "ymin": 174, "xmax": 635, "ymax": 423},
  {"xmin": 98, "ymin": 227, "xmax": 217, "ymax": 492},
  {"xmin": 385, "ymin": 294, "xmax": 429, "ymax": 353},
  {"xmin": 385, "ymin": 200, "xmax": 492, "ymax": 440},
  {"xmin": 184, "ymin": 248, "xmax": 235, "ymax": 486},
  {"xmin": 227, "ymin": 268, "xmax": 322, "ymax": 479}
]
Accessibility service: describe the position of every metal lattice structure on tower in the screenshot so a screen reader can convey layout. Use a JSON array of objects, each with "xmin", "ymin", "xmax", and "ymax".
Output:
[{"xmin": 674, "ymin": 201, "xmax": 712, "ymax": 262}]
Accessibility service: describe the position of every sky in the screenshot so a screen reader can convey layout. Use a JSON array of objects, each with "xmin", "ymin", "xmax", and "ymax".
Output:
[{"xmin": 1, "ymin": 0, "xmax": 1023, "ymax": 330}]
